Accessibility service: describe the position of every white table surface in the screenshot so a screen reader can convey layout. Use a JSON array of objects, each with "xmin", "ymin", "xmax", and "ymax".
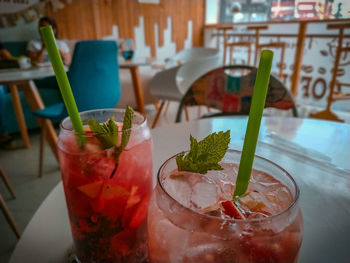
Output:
[
  {"xmin": 118, "ymin": 56, "xmax": 150, "ymax": 68},
  {"xmin": 0, "ymin": 66, "xmax": 57, "ymax": 83},
  {"xmin": 0, "ymin": 58, "xmax": 147, "ymax": 83},
  {"xmin": 9, "ymin": 116, "xmax": 350, "ymax": 263}
]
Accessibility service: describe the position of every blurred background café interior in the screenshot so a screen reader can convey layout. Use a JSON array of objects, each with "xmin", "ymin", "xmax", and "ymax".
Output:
[{"xmin": 0, "ymin": 0, "xmax": 349, "ymax": 262}]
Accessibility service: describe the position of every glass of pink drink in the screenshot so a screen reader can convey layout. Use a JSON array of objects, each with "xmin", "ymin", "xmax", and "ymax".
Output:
[
  {"xmin": 58, "ymin": 109, "xmax": 153, "ymax": 263},
  {"xmin": 148, "ymin": 149, "xmax": 303, "ymax": 263}
]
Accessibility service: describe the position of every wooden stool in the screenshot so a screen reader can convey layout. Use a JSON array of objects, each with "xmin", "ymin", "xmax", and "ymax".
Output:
[
  {"xmin": 257, "ymin": 42, "xmax": 286, "ymax": 79},
  {"xmin": 220, "ymin": 25, "xmax": 252, "ymax": 65},
  {"xmin": 0, "ymin": 166, "xmax": 21, "ymax": 238},
  {"xmin": 310, "ymin": 23, "xmax": 350, "ymax": 122},
  {"xmin": 225, "ymin": 41, "xmax": 252, "ymax": 65},
  {"xmin": 248, "ymin": 25, "xmax": 287, "ymax": 80},
  {"xmin": 247, "ymin": 25, "xmax": 268, "ymax": 65},
  {"xmin": 217, "ymin": 24, "xmax": 235, "ymax": 65}
]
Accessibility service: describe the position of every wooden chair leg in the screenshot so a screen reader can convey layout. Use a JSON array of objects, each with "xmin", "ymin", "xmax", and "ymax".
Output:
[
  {"xmin": 0, "ymin": 167, "xmax": 16, "ymax": 199},
  {"xmin": 151, "ymin": 101, "xmax": 166, "ymax": 129},
  {"xmin": 223, "ymin": 28, "xmax": 228, "ymax": 65},
  {"xmin": 39, "ymin": 120, "xmax": 46, "ymax": 178},
  {"xmin": 163, "ymin": 100, "xmax": 171, "ymax": 116},
  {"xmin": 229, "ymin": 46, "xmax": 234, "ymax": 65},
  {"xmin": 206, "ymin": 106, "xmax": 211, "ymax": 113},
  {"xmin": 184, "ymin": 106, "xmax": 190, "ymax": 121},
  {"xmin": 153, "ymin": 102, "xmax": 160, "ymax": 111},
  {"xmin": 279, "ymin": 43, "xmax": 286, "ymax": 80},
  {"xmin": 197, "ymin": 106, "xmax": 202, "ymax": 118},
  {"xmin": 0, "ymin": 194, "xmax": 21, "ymax": 238},
  {"xmin": 248, "ymin": 45, "xmax": 252, "ymax": 65}
]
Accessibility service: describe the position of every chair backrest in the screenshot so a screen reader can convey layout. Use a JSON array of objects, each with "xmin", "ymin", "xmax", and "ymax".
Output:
[
  {"xmin": 68, "ymin": 40, "xmax": 121, "ymax": 111},
  {"xmin": 165, "ymin": 47, "xmax": 220, "ymax": 67},
  {"xmin": 2, "ymin": 41, "xmax": 27, "ymax": 57},
  {"xmin": 150, "ymin": 47, "xmax": 221, "ymax": 101},
  {"xmin": 176, "ymin": 65, "xmax": 297, "ymax": 122}
]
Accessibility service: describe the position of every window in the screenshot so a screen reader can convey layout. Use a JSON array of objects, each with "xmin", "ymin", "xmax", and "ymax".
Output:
[{"xmin": 206, "ymin": 0, "xmax": 350, "ymax": 24}]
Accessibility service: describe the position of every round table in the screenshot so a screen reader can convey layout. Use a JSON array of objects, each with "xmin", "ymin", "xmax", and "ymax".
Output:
[
  {"xmin": 118, "ymin": 57, "xmax": 151, "ymax": 116},
  {"xmin": 0, "ymin": 66, "xmax": 63, "ymax": 156},
  {"xmin": 9, "ymin": 116, "xmax": 350, "ymax": 263},
  {"xmin": 0, "ymin": 66, "xmax": 57, "ymax": 83}
]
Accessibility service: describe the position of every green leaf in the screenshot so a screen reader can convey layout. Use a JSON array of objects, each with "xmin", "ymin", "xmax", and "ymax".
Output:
[
  {"xmin": 86, "ymin": 118, "xmax": 118, "ymax": 149},
  {"xmin": 121, "ymin": 106, "xmax": 134, "ymax": 149},
  {"xmin": 84, "ymin": 106, "xmax": 135, "ymax": 179},
  {"xmin": 177, "ymin": 131, "xmax": 230, "ymax": 174}
]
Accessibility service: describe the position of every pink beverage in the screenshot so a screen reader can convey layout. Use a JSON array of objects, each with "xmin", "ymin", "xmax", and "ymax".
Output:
[
  {"xmin": 148, "ymin": 149, "xmax": 303, "ymax": 263},
  {"xmin": 58, "ymin": 109, "xmax": 153, "ymax": 263}
]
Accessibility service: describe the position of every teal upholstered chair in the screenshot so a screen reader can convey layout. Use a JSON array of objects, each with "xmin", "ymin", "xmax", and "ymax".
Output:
[
  {"xmin": 34, "ymin": 40, "xmax": 121, "ymax": 177},
  {"xmin": 1, "ymin": 41, "xmax": 27, "ymax": 57}
]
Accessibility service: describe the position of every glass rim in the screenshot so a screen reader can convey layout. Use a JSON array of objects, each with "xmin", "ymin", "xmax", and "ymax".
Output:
[
  {"xmin": 157, "ymin": 148, "xmax": 300, "ymax": 223},
  {"xmin": 59, "ymin": 108, "xmax": 147, "ymax": 135}
]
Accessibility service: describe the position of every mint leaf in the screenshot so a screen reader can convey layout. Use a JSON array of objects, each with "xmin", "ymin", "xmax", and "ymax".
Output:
[
  {"xmin": 176, "ymin": 131, "xmax": 230, "ymax": 174},
  {"xmin": 121, "ymin": 106, "xmax": 134, "ymax": 148},
  {"xmin": 86, "ymin": 118, "xmax": 118, "ymax": 149},
  {"xmin": 85, "ymin": 107, "xmax": 135, "ymax": 178}
]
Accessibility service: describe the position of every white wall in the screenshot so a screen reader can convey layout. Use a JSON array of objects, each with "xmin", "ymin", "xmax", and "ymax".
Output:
[{"xmin": 0, "ymin": 18, "xmax": 39, "ymax": 41}]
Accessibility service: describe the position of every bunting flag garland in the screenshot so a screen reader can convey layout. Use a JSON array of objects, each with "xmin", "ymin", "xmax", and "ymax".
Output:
[
  {"xmin": 6, "ymin": 13, "xmax": 19, "ymax": 26},
  {"xmin": 0, "ymin": 0, "xmax": 67, "ymax": 28},
  {"xmin": 31, "ymin": 1, "xmax": 46, "ymax": 16}
]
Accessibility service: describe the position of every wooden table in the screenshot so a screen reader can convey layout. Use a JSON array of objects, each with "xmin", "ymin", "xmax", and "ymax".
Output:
[
  {"xmin": 9, "ymin": 116, "xmax": 350, "ymax": 263},
  {"xmin": 0, "ymin": 67, "xmax": 59, "ymax": 158},
  {"xmin": 119, "ymin": 58, "xmax": 149, "ymax": 115},
  {"xmin": 0, "ymin": 57, "xmax": 148, "ymax": 156}
]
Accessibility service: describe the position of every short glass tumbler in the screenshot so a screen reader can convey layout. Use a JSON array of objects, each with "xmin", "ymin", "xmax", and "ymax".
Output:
[
  {"xmin": 58, "ymin": 109, "xmax": 153, "ymax": 263},
  {"xmin": 148, "ymin": 149, "xmax": 303, "ymax": 263}
]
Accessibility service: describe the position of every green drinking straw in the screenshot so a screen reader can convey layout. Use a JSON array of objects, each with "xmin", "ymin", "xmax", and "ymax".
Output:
[
  {"xmin": 234, "ymin": 50, "xmax": 274, "ymax": 197},
  {"xmin": 39, "ymin": 26, "xmax": 85, "ymax": 142}
]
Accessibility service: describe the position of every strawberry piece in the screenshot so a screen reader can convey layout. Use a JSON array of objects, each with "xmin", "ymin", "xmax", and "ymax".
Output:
[
  {"xmin": 221, "ymin": 200, "xmax": 245, "ymax": 219},
  {"xmin": 125, "ymin": 186, "xmax": 141, "ymax": 209},
  {"xmin": 77, "ymin": 181, "xmax": 103, "ymax": 199},
  {"xmin": 129, "ymin": 194, "xmax": 151, "ymax": 228},
  {"xmin": 100, "ymin": 183, "xmax": 130, "ymax": 200},
  {"xmin": 91, "ymin": 197, "xmax": 105, "ymax": 212}
]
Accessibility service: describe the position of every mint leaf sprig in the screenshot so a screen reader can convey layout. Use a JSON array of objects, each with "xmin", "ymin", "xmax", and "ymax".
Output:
[
  {"xmin": 176, "ymin": 131, "xmax": 230, "ymax": 174},
  {"xmin": 86, "ymin": 106, "xmax": 134, "ymax": 178},
  {"xmin": 85, "ymin": 116, "xmax": 118, "ymax": 149}
]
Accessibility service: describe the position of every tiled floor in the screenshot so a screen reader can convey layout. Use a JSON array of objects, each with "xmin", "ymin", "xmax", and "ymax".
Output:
[
  {"xmin": 0, "ymin": 103, "xmax": 184, "ymax": 263},
  {"xmin": 0, "ymin": 131, "xmax": 61, "ymax": 263}
]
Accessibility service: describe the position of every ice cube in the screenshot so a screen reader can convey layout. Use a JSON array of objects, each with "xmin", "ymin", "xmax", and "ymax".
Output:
[
  {"xmin": 191, "ymin": 180, "xmax": 218, "ymax": 209},
  {"xmin": 250, "ymin": 171, "xmax": 281, "ymax": 193},
  {"xmin": 205, "ymin": 164, "xmax": 237, "ymax": 202},
  {"xmin": 85, "ymin": 142, "xmax": 101, "ymax": 153},
  {"xmin": 265, "ymin": 186, "xmax": 292, "ymax": 211},
  {"xmin": 239, "ymin": 191, "xmax": 276, "ymax": 215},
  {"xmin": 205, "ymin": 166, "xmax": 233, "ymax": 182},
  {"xmin": 163, "ymin": 172, "xmax": 193, "ymax": 208},
  {"xmin": 182, "ymin": 243, "xmax": 238, "ymax": 263}
]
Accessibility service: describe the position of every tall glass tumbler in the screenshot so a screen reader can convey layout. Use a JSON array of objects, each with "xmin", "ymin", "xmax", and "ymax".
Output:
[{"xmin": 58, "ymin": 109, "xmax": 153, "ymax": 263}]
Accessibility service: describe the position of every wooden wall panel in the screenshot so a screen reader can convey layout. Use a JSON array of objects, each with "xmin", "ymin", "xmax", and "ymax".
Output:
[{"xmin": 46, "ymin": 0, "xmax": 205, "ymax": 57}]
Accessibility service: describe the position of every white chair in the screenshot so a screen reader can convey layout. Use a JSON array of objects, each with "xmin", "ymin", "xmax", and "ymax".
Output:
[{"xmin": 150, "ymin": 47, "xmax": 221, "ymax": 128}]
